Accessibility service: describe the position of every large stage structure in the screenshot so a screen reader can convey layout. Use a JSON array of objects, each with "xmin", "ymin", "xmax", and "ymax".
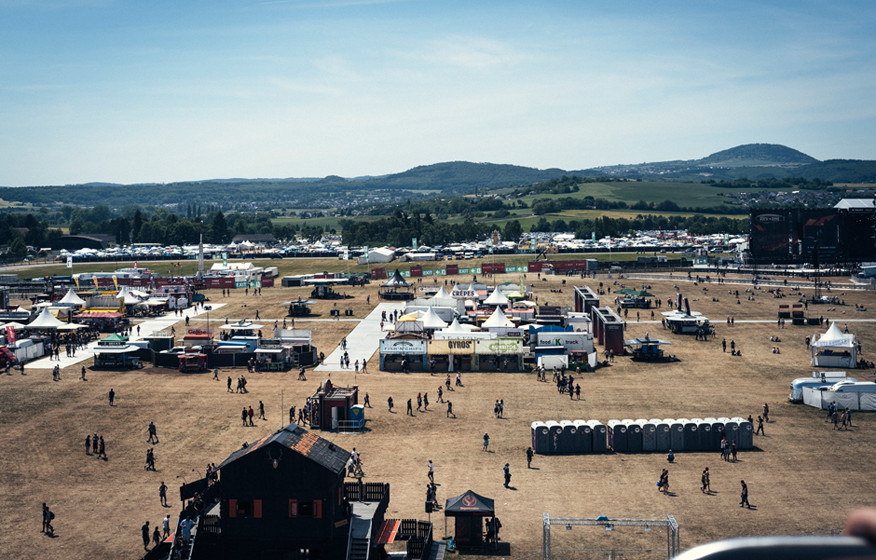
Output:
[
  {"xmin": 543, "ymin": 514, "xmax": 680, "ymax": 560},
  {"xmin": 749, "ymin": 206, "xmax": 876, "ymax": 264}
]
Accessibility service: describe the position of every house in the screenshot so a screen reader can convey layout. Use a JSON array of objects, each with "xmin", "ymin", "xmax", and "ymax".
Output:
[{"xmin": 173, "ymin": 423, "xmax": 439, "ymax": 560}]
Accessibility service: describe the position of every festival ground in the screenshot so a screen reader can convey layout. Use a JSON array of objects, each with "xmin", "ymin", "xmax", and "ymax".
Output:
[{"xmin": 1, "ymin": 271, "xmax": 875, "ymax": 560}]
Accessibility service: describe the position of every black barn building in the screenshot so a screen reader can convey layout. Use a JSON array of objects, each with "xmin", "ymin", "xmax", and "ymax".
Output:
[{"xmin": 169, "ymin": 424, "xmax": 439, "ymax": 560}]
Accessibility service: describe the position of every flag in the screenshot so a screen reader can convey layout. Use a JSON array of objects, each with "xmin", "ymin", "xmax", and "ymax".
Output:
[
  {"xmin": 73, "ymin": 276, "xmax": 80, "ymax": 289},
  {"xmin": 112, "ymin": 275, "xmax": 118, "ymax": 290},
  {"xmin": 412, "ymin": 238, "xmax": 418, "ymax": 251},
  {"xmin": 6, "ymin": 326, "xmax": 15, "ymax": 346},
  {"xmin": 66, "ymin": 256, "xmax": 72, "ymax": 269},
  {"xmin": 222, "ymin": 252, "xmax": 228, "ymax": 266},
  {"xmin": 92, "ymin": 276, "xmax": 99, "ymax": 288},
  {"xmin": 134, "ymin": 261, "xmax": 138, "ymax": 270}
]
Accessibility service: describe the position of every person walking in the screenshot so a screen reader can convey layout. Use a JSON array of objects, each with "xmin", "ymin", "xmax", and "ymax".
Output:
[
  {"xmin": 258, "ymin": 400, "xmax": 266, "ymax": 421},
  {"xmin": 147, "ymin": 421, "xmax": 159, "ymax": 444},
  {"xmin": 227, "ymin": 376, "xmax": 233, "ymax": 392},
  {"xmin": 98, "ymin": 436, "xmax": 106, "ymax": 459},
  {"xmin": 108, "ymin": 388, "xmax": 115, "ymax": 406},
  {"xmin": 85, "ymin": 434, "xmax": 92, "ymax": 455},
  {"xmin": 407, "ymin": 398, "xmax": 414, "ymax": 416},
  {"xmin": 162, "ymin": 514, "xmax": 171, "ymax": 539},
  {"xmin": 730, "ymin": 440, "xmax": 738, "ymax": 462},
  {"xmin": 42, "ymin": 503, "xmax": 50, "ymax": 533},
  {"xmin": 159, "ymin": 481, "xmax": 168, "ymax": 506},
  {"xmin": 80, "ymin": 366, "xmax": 87, "ymax": 381},
  {"xmin": 483, "ymin": 433, "xmax": 490, "ymax": 452},
  {"xmin": 446, "ymin": 401, "xmax": 454, "ymax": 418},
  {"xmin": 248, "ymin": 406, "xmax": 255, "ymax": 426},
  {"xmin": 387, "ymin": 396, "xmax": 394, "ymax": 412},
  {"xmin": 152, "ymin": 525, "xmax": 161, "ymax": 548},
  {"xmin": 503, "ymin": 463, "xmax": 511, "ymax": 488},
  {"xmin": 241, "ymin": 408, "xmax": 248, "ymax": 426},
  {"xmin": 763, "ymin": 403, "xmax": 770, "ymax": 423},
  {"xmin": 740, "ymin": 480, "xmax": 750, "ymax": 508},
  {"xmin": 755, "ymin": 416, "xmax": 765, "ymax": 435},
  {"xmin": 701, "ymin": 467, "xmax": 711, "ymax": 493},
  {"xmin": 142, "ymin": 520, "xmax": 151, "ymax": 550},
  {"xmin": 427, "ymin": 460, "xmax": 434, "ymax": 483},
  {"xmin": 526, "ymin": 447, "xmax": 534, "ymax": 468}
]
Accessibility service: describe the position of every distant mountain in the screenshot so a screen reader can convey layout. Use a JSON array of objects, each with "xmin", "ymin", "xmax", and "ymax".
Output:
[
  {"xmin": 2, "ymin": 144, "xmax": 874, "ymax": 209},
  {"xmin": 698, "ymin": 143, "xmax": 818, "ymax": 167},
  {"xmin": 362, "ymin": 161, "xmax": 568, "ymax": 192}
]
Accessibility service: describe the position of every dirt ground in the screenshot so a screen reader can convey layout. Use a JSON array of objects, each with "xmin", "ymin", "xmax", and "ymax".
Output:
[{"xmin": 1, "ymin": 270, "xmax": 874, "ymax": 559}]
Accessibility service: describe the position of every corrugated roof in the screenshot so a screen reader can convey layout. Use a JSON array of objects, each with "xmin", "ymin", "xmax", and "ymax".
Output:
[{"xmin": 218, "ymin": 423, "xmax": 350, "ymax": 474}]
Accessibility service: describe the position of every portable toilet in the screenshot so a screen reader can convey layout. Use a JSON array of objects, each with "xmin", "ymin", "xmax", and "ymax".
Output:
[
  {"xmin": 723, "ymin": 419, "xmax": 739, "ymax": 445},
  {"xmin": 733, "ymin": 416, "xmax": 754, "ymax": 449},
  {"xmin": 531, "ymin": 422, "xmax": 548, "ymax": 453},
  {"xmin": 546, "ymin": 421, "xmax": 563, "ymax": 454},
  {"xmin": 560, "ymin": 420, "xmax": 577, "ymax": 453},
  {"xmin": 703, "ymin": 416, "xmax": 724, "ymax": 450},
  {"xmin": 641, "ymin": 419, "xmax": 657, "ymax": 452},
  {"xmin": 708, "ymin": 417, "xmax": 726, "ymax": 449},
  {"xmin": 573, "ymin": 420, "xmax": 592, "ymax": 453},
  {"xmin": 669, "ymin": 419, "xmax": 685, "ymax": 451},
  {"xmin": 588, "ymin": 420, "xmax": 607, "ymax": 453},
  {"xmin": 680, "ymin": 418, "xmax": 698, "ymax": 451},
  {"xmin": 654, "ymin": 419, "xmax": 671, "ymax": 451},
  {"xmin": 695, "ymin": 419, "xmax": 713, "ymax": 451},
  {"xmin": 623, "ymin": 419, "xmax": 643, "ymax": 453},
  {"xmin": 349, "ymin": 405, "xmax": 365, "ymax": 429},
  {"xmin": 607, "ymin": 419, "xmax": 628, "ymax": 453}
]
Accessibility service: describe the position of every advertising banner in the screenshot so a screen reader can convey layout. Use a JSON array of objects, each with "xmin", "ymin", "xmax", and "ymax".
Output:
[
  {"xmin": 428, "ymin": 339, "xmax": 475, "ymax": 355},
  {"xmin": 474, "ymin": 339, "xmax": 522, "ymax": 355},
  {"xmin": 535, "ymin": 332, "xmax": 592, "ymax": 350},
  {"xmin": 380, "ymin": 339, "xmax": 427, "ymax": 355}
]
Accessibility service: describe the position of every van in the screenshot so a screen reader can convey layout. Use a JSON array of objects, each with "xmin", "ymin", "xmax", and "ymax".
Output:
[
  {"xmin": 830, "ymin": 381, "xmax": 876, "ymax": 393},
  {"xmin": 790, "ymin": 375, "xmax": 856, "ymax": 402}
]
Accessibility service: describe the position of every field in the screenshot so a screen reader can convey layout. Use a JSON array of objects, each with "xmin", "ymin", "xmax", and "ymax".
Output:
[{"xmin": 1, "ymin": 270, "xmax": 875, "ymax": 559}]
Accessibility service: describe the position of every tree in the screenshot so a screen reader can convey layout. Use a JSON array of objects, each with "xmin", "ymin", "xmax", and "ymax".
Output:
[
  {"xmin": 132, "ymin": 210, "xmax": 143, "ymax": 243},
  {"xmin": 210, "ymin": 211, "xmax": 229, "ymax": 243},
  {"xmin": 503, "ymin": 220, "xmax": 523, "ymax": 242}
]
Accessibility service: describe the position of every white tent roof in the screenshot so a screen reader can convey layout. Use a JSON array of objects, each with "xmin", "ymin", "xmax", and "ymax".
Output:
[
  {"xmin": 440, "ymin": 318, "xmax": 471, "ymax": 334},
  {"xmin": 812, "ymin": 322, "xmax": 856, "ymax": 349},
  {"xmin": 431, "ymin": 286, "xmax": 452, "ymax": 300},
  {"xmin": 483, "ymin": 287, "xmax": 510, "ymax": 307},
  {"xmin": 116, "ymin": 286, "xmax": 141, "ymax": 305},
  {"xmin": 220, "ymin": 320, "xmax": 264, "ymax": 331},
  {"xmin": 58, "ymin": 288, "xmax": 86, "ymax": 306},
  {"xmin": 27, "ymin": 308, "xmax": 67, "ymax": 329},
  {"xmin": 482, "ymin": 307, "xmax": 514, "ymax": 328},
  {"xmin": 421, "ymin": 307, "xmax": 448, "ymax": 329}
]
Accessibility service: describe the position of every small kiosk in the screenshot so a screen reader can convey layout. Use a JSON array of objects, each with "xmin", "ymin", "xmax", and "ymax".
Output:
[
  {"xmin": 282, "ymin": 297, "xmax": 315, "ymax": 317},
  {"xmin": 306, "ymin": 379, "xmax": 359, "ymax": 431},
  {"xmin": 624, "ymin": 334, "xmax": 674, "ymax": 362},
  {"xmin": 811, "ymin": 322, "xmax": 858, "ymax": 369},
  {"xmin": 93, "ymin": 333, "xmax": 141, "ymax": 369},
  {"xmin": 444, "ymin": 490, "xmax": 495, "ymax": 549}
]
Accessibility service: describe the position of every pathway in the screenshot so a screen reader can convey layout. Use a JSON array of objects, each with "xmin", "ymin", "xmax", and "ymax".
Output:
[{"xmin": 314, "ymin": 302, "xmax": 406, "ymax": 373}]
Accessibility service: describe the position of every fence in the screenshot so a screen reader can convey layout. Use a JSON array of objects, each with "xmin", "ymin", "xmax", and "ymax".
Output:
[{"xmin": 802, "ymin": 387, "xmax": 876, "ymax": 411}]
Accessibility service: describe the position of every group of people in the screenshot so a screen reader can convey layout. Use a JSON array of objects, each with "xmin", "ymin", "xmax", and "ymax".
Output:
[
  {"xmin": 826, "ymin": 401, "xmax": 854, "ymax": 430},
  {"xmin": 85, "ymin": 433, "xmax": 107, "ymax": 459},
  {"xmin": 228, "ymin": 375, "xmax": 249, "ymax": 393}
]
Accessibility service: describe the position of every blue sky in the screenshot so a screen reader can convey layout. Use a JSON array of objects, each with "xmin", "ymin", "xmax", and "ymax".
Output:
[{"xmin": 1, "ymin": 0, "xmax": 874, "ymax": 186}]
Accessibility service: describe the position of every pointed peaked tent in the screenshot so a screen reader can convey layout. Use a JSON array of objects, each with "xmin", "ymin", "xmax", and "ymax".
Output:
[
  {"xmin": 811, "ymin": 321, "xmax": 858, "ymax": 368},
  {"xmin": 382, "ymin": 270, "xmax": 411, "ymax": 288},
  {"xmin": 116, "ymin": 286, "xmax": 141, "ymax": 305},
  {"xmin": 421, "ymin": 307, "xmax": 448, "ymax": 330},
  {"xmin": 483, "ymin": 287, "xmax": 510, "ymax": 307},
  {"xmin": 445, "ymin": 489, "xmax": 495, "ymax": 548},
  {"xmin": 26, "ymin": 307, "xmax": 67, "ymax": 329},
  {"xmin": 379, "ymin": 270, "xmax": 414, "ymax": 301},
  {"xmin": 58, "ymin": 288, "xmax": 86, "ymax": 306},
  {"xmin": 431, "ymin": 286, "xmax": 452, "ymax": 300},
  {"xmin": 481, "ymin": 307, "xmax": 514, "ymax": 329},
  {"xmin": 441, "ymin": 318, "xmax": 472, "ymax": 335}
]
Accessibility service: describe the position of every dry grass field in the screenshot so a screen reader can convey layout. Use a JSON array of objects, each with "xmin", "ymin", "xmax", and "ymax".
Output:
[{"xmin": 1, "ymin": 272, "xmax": 875, "ymax": 560}]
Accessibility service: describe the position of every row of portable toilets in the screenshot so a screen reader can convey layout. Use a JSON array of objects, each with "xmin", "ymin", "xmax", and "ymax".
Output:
[{"xmin": 530, "ymin": 418, "xmax": 754, "ymax": 455}]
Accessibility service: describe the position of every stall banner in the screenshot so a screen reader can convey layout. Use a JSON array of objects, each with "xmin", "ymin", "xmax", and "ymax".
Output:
[
  {"xmin": 535, "ymin": 332, "xmax": 592, "ymax": 350},
  {"xmin": 428, "ymin": 339, "xmax": 475, "ymax": 355},
  {"xmin": 475, "ymin": 339, "xmax": 522, "ymax": 355},
  {"xmin": 379, "ymin": 339, "xmax": 427, "ymax": 355}
]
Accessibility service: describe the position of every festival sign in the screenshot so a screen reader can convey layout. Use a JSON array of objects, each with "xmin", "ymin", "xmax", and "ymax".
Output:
[
  {"xmin": 379, "ymin": 339, "xmax": 427, "ymax": 355},
  {"xmin": 428, "ymin": 339, "xmax": 475, "ymax": 355},
  {"xmin": 474, "ymin": 338, "xmax": 522, "ymax": 355}
]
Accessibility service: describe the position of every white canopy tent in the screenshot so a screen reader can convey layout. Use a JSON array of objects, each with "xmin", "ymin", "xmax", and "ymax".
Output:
[
  {"xmin": 58, "ymin": 288, "xmax": 86, "ymax": 306},
  {"xmin": 481, "ymin": 307, "xmax": 515, "ymax": 329},
  {"xmin": 811, "ymin": 322, "xmax": 858, "ymax": 368},
  {"xmin": 26, "ymin": 308, "xmax": 67, "ymax": 329},
  {"xmin": 420, "ymin": 307, "xmax": 448, "ymax": 330},
  {"xmin": 483, "ymin": 287, "xmax": 510, "ymax": 307}
]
